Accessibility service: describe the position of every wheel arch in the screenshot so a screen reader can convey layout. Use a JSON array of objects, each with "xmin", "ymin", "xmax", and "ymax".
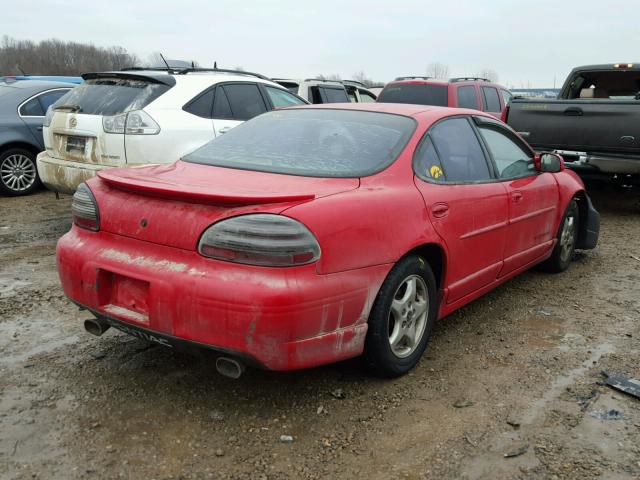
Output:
[
  {"xmin": 572, "ymin": 189, "xmax": 599, "ymax": 250},
  {"xmin": 399, "ymin": 242, "xmax": 446, "ymax": 290},
  {"xmin": 0, "ymin": 141, "xmax": 41, "ymax": 157}
]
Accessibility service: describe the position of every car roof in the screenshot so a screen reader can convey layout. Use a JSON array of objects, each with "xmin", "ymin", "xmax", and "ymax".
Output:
[
  {"xmin": 570, "ymin": 63, "xmax": 640, "ymax": 72},
  {"xmin": 286, "ymin": 102, "xmax": 491, "ymax": 121},
  {"xmin": 0, "ymin": 80, "xmax": 74, "ymax": 90}
]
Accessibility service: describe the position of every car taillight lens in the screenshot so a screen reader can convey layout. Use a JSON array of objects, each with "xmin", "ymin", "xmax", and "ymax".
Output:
[
  {"xmin": 72, "ymin": 183, "xmax": 100, "ymax": 231},
  {"xmin": 103, "ymin": 110, "xmax": 160, "ymax": 135},
  {"xmin": 198, "ymin": 214, "xmax": 321, "ymax": 267}
]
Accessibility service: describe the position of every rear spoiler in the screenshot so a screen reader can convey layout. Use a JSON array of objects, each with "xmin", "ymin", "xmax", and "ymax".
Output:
[
  {"xmin": 97, "ymin": 167, "xmax": 315, "ymax": 206},
  {"xmin": 82, "ymin": 72, "xmax": 176, "ymax": 87}
]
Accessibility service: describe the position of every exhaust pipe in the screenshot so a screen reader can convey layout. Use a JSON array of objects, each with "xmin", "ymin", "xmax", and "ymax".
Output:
[
  {"xmin": 84, "ymin": 317, "xmax": 111, "ymax": 337},
  {"xmin": 216, "ymin": 356, "xmax": 245, "ymax": 379}
]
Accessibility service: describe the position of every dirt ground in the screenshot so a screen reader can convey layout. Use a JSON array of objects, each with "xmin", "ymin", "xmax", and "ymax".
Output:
[{"xmin": 1, "ymin": 186, "xmax": 639, "ymax": 480}]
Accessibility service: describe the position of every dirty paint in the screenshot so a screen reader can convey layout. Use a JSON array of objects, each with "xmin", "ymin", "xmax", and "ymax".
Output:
[{"xmin": 99, "ymin": 248, "xmax": 188, "ymax": 273}]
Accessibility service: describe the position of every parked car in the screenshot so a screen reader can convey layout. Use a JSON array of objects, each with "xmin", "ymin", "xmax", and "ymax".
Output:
[
  {"xmin": 342, "ymin": 80, "xmax": 378, "ymax": 102},
  {"xmin": 272, "ymin": 78, "xmax": 377, "ymax": 103},
  {"xmin": 367, "ymin": 85, "xmax": 386, "ymax": 96},
  {"xmin": 0, "ymin": 75, "xmax": 83, "ymax": 85},
  {"xmin": 505, "ymin": 63, "xmax": 640, "ymax": 184},
  {"xmin": 37, "ymin": 68, "xmax": 307, "ymax": 194},
  {"xmin": 0, "ymin": 80, "xmax": 74, "ymax": 195},
  {"xmin": 377, "ymin": 77, "xmax": 512, "ymax": 118},
  {"xmin": 56, "ymin": 103, "xmax": 599, "ymax": 378}
]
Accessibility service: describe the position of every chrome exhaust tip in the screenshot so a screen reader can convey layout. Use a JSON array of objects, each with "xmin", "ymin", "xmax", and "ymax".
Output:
[
  {"xmin": 215, "ymin": 356, "xmax": 245, "ymax": 379},
  {"xmin": 84, "ymin": 318, "xmax": 111, "ymax": 337}
]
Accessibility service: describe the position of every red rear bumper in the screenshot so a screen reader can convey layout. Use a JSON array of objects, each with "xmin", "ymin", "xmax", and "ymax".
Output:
[{"xmin": 57, "ymin": 227, "xmax": 390, "ymax": 370}]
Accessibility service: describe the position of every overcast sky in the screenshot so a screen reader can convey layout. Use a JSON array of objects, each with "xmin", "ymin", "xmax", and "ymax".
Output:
[{"xmin": 4, "ymin": 0, "xmax": 638, "ymax": 87}]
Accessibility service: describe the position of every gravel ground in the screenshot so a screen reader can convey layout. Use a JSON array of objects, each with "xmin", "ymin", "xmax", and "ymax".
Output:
[{"xmin": 0, "ymin": 186, "xmax": 639, "ymax": 480}]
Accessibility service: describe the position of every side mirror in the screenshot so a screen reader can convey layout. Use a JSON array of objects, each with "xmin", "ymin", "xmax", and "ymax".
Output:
[{"xmin": 536, "ymin": 152, "xmax": 565, "ymax": 173}]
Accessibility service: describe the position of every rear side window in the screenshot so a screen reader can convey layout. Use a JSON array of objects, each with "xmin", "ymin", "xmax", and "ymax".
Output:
[
  {"xmin": 39, "ymin": 90, "xmax": 69, "ymax": 111},
  {"xmin": 478, "ymin": 126, "xmax": 534, "ymax": 178},
  {"xmin": 322, "ymin": 87, "xmax": 349, "ymax": 103},
  {"xmin": 19, "ymin": 98, "xmax": 44, "ymax": 116},
  {"xmin": 456, "ymin": 86, "xmax": 479, "ymax": 109},
  {"xmin": 358, "ymin": 90, "xmax": 377, "ymax": 103},
  {"xmin": 213, "ymin": 87, "xmax": 232, "ymax": 118},
  {"xmin": 54, "ymin": 78, "xmax": 171, "ymax": 115},
  {"xmin": 481, "ymin": 87, "xmax": 501, "ymax": 112},
  {"xmin": 427, "ymin": 117, "xmax": 492, "ymax": 183},
  {"xmin": 413, "ymin": 135, "xmax": 445, "ymax": 182},
  {"xmin": 264, "ymin": 86, "xmax": 305, "ymax": 108},
  {"xmin": 20, "ymin": 89, "xmax": 70, "ymax": 116},
  {"xmin": 184, "ymin": 89, "xmax": 214, "ymax": 118},
  {"xmin": 500, "ymin": 89, "xmax": 512, "ymax": 106},
  {"xmin": 377, "ymin": 84, "xmax": 448, "ymax": 106},
  {"xmin": 221, "ymin": 83, "xmax": 267, "ymax": 120}
]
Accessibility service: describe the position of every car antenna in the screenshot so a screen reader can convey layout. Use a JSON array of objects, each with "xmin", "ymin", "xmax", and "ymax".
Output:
[
  {"xmin": 158, "ymin": 53, "xmax": 171, "ymax": 70},
  {"xmin": 17, "ymin": 65, "xmax": 27, "ymax": 75}
]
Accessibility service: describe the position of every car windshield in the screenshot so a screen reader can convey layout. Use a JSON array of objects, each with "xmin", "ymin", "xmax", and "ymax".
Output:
[
  {"xmin": 183, "ymin": 109, "xmax": 416, "ymax": 177},
  {"xmin": 52, "ymin": 77, "xmax": 171, "ymax": 115}
]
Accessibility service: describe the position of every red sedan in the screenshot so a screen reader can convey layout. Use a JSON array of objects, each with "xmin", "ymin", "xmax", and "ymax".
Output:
[{"xmin": 57, "ymin": 103, "xmax": 599, "ymax": 378}]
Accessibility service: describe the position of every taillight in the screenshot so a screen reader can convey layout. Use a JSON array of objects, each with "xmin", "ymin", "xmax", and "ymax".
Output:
[
  {"xmin": 72, "ymin": 183, "xmax": 100, "ymax": 231},
  {"xmin": 103, "ymin": 110, "xmax": 160, "ymax": 135},
  {"xmin": 198, "ymin": 214, "xmax": 321, "ymax": 267}
]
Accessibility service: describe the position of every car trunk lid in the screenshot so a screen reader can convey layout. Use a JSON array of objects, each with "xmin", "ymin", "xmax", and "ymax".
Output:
[{"xmin": 90, "ymin": 160, "xmax": 359, "ymax": 250}]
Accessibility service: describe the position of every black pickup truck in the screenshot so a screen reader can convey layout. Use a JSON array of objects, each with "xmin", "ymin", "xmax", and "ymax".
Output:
[{"xmin": 505, "ymin": 63, "xmax": 640, "ymax": 184}]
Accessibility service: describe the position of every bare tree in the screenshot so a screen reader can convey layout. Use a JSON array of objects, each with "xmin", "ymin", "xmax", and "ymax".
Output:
[
  {"xmin": 426, "ymin": 62, "xmax": 450, "ymax": 79},
  {"xmin": 0, "ymin": 36, "xmax": 139, "ymax": 75},
  {"xmin": 475, "ymin": 68, "xmax": 499, "ymax": 82},
  {"xmin": 316, "ymin": 73, "xmax": 342, "ymax": 81}
]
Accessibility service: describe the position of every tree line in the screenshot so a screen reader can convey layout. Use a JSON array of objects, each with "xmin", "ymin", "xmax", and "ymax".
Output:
[{"xmin": 0, "ymin": 36, "xmax": 140, "ymax": 76}]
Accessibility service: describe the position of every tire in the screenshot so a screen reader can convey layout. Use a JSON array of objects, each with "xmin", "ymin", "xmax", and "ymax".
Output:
[
  {"xmin": 539, "ymin": 199, "xmax": 579, "ymax": 273},
  {"xmin": 363, "ymin": 254, "xmax": 438, "ymax": 377},
  {"xmin": 0, "ymin": 148, "xmax": 41, "ymax": 196}
]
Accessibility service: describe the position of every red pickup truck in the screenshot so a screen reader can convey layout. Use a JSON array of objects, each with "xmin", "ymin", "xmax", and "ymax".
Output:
[{"xmin": 377, "ymin": 77, "xmax": 512, "ymax": 118}]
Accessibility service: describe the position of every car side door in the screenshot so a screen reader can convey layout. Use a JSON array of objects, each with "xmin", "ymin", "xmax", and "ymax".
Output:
[
  {"xmin": 19, "ymin": 88, "xmax": 70, "ymax": 148},
  {"xmin": 413, "ymin": 116, "xmax": 509, "ymax": 304},
  {"xmin": 473, "ymin": 116, "xmax": 559, "ymax": 275},
  {"xmin": 480, "ymin": 86, "xmax": 502, "ymax": 119},
  {"xmin": 212, "ymin": 82, "xmax": 268, "ymax": 136}
]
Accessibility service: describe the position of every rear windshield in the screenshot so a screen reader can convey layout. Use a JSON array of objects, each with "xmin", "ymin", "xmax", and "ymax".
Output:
[
  {"xmin": 564, "ymin": 70, "xmax": 640, "ymax": 100},
  {"xmin": 378, "ymin": 83, "xmax": 448, "ymax": 106},
  {"xmin": 184, "ymin": 109, "xmax": 416, "ymax": 177},
  {"xmin": 52, "ymin": 77, "xmax": 171, "ymax": 115}
]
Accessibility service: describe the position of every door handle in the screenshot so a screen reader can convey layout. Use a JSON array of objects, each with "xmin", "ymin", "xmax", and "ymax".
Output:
[
  {"xmin": 564, "ymin": 107, "xmax": 583, "ymax": 116},
  {"xmin": 218, "ymin": 126, "xmax": 232, "ymax": 134},
  {"xmin": 37, "ymin": 126, "xmax": 43, "ymax": 131},
  {"xmin": 431, "ymin": 202, "xmax": 449, "ymax": 218},
  {"xmin": 511, "ymin": 191, "xmax": 523, "ymax": 203}
]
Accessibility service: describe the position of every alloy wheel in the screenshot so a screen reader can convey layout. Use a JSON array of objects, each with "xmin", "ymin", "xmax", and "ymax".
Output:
[
  {"xmin": 559, "ymin": 212, "xmax": 576, "ymax": 263},
  {"xmin": 1, "ymin": 154, "xmax": 37, "ymax": 192},
  {"xmin": 388, "ymin": 275, "xmax": 429, "ymax": 358}
]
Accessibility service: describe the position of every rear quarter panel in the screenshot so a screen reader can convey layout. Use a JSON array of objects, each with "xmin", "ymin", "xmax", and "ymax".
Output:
[
  {"xmin": 282, "ymin": 138, "xmax": 443, "ymax": 275},
  {"xmin": 126, "ymin": 108, "xmax": 215, "ymax": 164}
]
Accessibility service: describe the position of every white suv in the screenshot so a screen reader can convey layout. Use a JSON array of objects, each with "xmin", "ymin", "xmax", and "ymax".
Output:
[
  {"xmin": 273, "ymin": 79, "xmax": 377, "ymax": 104},
  {"xmin": 37, "ymin": 68, "xmax": 307, "ymax": 194}
]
